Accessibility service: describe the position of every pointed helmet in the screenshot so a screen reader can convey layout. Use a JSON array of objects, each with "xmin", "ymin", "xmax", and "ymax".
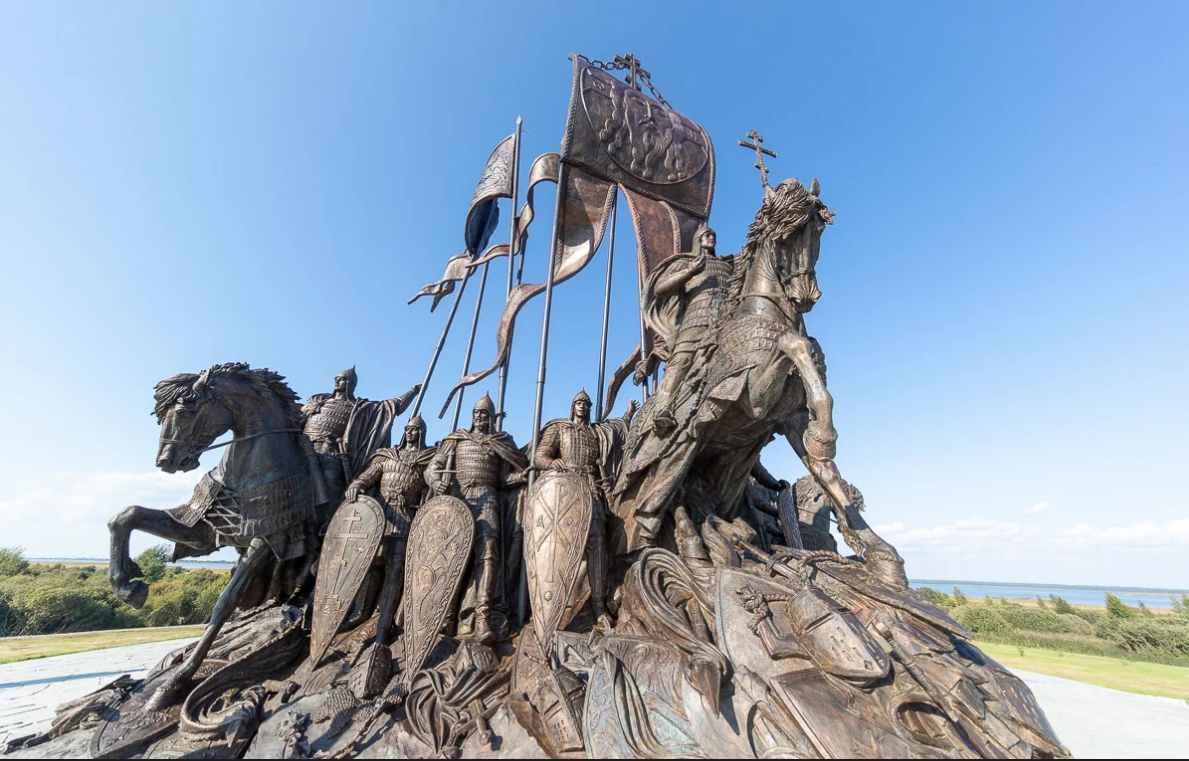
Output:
[
  {"xmin": 335, "ymin": 365, "xmax": 358, "ymax": 395},
  {"xmin": 473, "ymin": 392, "xmax": 496, "ymax": 415}
]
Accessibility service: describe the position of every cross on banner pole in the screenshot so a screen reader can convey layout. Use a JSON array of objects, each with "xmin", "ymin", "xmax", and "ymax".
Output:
[
  {"xmin": 613, "ymin": 53, "xmax": 650, "ymax": 91},
  {"xmin": 737, "ymin": 129, "xmax": 778, "ymax": 191}
]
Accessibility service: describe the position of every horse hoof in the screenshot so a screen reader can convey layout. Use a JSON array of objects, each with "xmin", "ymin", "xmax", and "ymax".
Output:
[{"xmin": 116, "ymin": 580, "xmax": 149, "ymax": 609}]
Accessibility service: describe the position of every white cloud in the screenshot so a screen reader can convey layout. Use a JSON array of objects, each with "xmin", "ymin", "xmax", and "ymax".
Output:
[
  {"xmin": 0, "ymin": 471, "xmax": 204, "ymax": 558},
  {"xmin": 873, "ymin": 515, "xmax": 1189, "ymax": 556},
  {"xmin": 1021, "ymin": 501, "xmax": 1051, "ymax": 515}
]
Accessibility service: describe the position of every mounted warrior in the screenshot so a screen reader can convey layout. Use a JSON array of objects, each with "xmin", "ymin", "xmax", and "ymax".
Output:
[
  {"xmin": 426, "ymin": 393, "xmax": 528, "ymax": 644},
  {"xmin": 639, "ymin": 225, "xmax": 733, "ymax": 435},
  {"xmin": 302, "ymin": 366, "xmax": 421, "ymax": 515},
  {"xmin": 527, "ymin": 391, "xmax": 637, "ymax": 642}
]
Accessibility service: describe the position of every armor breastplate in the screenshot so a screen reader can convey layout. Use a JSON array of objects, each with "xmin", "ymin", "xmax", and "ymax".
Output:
[
  {"xmin": 304, "ymin": 397, "xmax": 355, "ymax": 445},
  {"xmin": 557, "ymin": 424, "xmax": 600, "ymax": 470},
  {"xmin": 678, "ymin": 256, "xmax": 733, "ymax": 339},
  {"xmin": 379, "ymin": 453, "xmax": 427, "ymax": 506},
  {"xmin": 455, "ymin": 439, "xmax": 500, "ymax": 489}
]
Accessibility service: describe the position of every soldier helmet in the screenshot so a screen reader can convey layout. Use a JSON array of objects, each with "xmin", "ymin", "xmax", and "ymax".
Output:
[
  {"xmin": 335, "ymin": 365, "xmax": 358, "ymax": 395},
  {"xmin": 572, "ymin": 388, "xmax": 591, "ymax": 405},
  {"xmin": 400, "ymin": 414, "xmax": 427, "ymax": 447},
  {"xmin": 473, "ymin": 392, "xmax": 496, "ymax": 415}
]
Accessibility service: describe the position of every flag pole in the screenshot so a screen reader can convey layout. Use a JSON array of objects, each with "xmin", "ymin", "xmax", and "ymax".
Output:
[
  {"xmin": 409, "ymin": 275, "xmax": 471, "ymax": 418},
  {"xmin": 495, "ymin": 116, "xmax": 523, "ymax": 430},
  {"xmin": 449, "ymin": 261, "xmax": 491, "ymax": 429},
  {"xmin": 594, "ymin": 191, "xmax": 618, "ymax": 421},
  {"xmin": 520, "ymin": 162, "xmax": 568, "ymax": 626}
]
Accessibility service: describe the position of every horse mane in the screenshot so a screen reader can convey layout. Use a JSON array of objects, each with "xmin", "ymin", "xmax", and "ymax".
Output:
[
  {"xmin": 727, "ymin": 178, "xmax": 831, "ymax": 301},
  {"xmin": 153, "ymin": 363, "xmax": 304, "ymax": 428}
]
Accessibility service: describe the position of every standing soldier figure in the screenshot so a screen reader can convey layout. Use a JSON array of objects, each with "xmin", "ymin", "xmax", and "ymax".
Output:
[
  {"xmin": 302, "ymin": 366, "xmax": 420, "ymax": 516},
  {"xmin": 532, "ymin": 390, "xmax": 637, "ymax": 629},
  {"xmin": 426, "ymin": 393, "xmax": 527, "ymax": 644},
  {"xmin": 339, "ymin": 413, "xmax": 436, "ymax": 693},
  {"xmin": 639, "ymin": 226, "xmax": 732, "ymax": 434}
]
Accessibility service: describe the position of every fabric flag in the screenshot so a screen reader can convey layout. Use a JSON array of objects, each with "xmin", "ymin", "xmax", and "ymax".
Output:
[{"xmin": 408, "ymin": 135, "xmax": 516, "ymax": 311}]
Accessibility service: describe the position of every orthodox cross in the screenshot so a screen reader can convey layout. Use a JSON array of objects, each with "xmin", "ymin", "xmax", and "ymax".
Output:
[
  {"xmin": 332, "ymin": 508, "xmax": 368, "ymax": 569},
  {"xmin": 738, "ymin": 129, "xmax": 778, "ymax": 191},
  {"xmin": 614, "ymin": 53, "xmax": 650, "ymax": 91}
]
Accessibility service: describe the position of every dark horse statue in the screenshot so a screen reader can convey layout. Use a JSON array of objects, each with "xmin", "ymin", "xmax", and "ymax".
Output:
[
  {"xmin": 108, "ymin": 362, "xmax": 319, "ymax": 709},
  {"xmin": 613, "ymin": 177, "xmax": 905, "ymax": 586}
]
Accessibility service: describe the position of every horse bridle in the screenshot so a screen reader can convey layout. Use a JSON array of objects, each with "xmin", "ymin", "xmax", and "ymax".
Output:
[{"xmin": 161, "ymin": 396, "xmax": 301, "ymax": 454}]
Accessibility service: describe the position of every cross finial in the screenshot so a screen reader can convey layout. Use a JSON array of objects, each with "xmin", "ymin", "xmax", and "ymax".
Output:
[
  {"xmin": 613, "ymin": 53, "xmax": 650, "ymax": 91},
  {"xmin": 738, "ymin": 129, "xmax": 778, "ymax": 192}
]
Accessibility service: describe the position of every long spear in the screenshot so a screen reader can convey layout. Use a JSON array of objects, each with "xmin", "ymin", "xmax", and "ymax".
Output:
[
  {"xmin": 594, "ymin": 192, "xmax": 618, "ymax": 421},
  {"xmin": 495, "ymin": 117, "xmax": 523, "ymax": 430},
  {"xmin": 449, "ymin": 261, "xmax": 492, "ymax": 430},
  {"xmin": 409, "ymin": 274, "xmax": 471, "ymax": 418}
]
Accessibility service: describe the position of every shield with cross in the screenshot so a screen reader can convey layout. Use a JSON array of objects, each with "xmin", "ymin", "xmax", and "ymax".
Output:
[
  {"xmin": 310, "ymin": 494, "xmax": 386, "ymax": 666},
  {"xmin": 525, "ymin": 470, "xmax": 596, "ymax": 654}
]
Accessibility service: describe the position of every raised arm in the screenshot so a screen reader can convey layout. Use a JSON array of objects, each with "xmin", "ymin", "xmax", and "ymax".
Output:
[{"xmin": 392, "ymin": 383, "xmax": 422, "ymax": 415}]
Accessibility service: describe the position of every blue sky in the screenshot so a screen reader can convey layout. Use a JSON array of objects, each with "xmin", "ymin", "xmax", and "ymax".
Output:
[{"xmin": 0, "ymin": 2, "xmax": 1185, "ymax": 587}]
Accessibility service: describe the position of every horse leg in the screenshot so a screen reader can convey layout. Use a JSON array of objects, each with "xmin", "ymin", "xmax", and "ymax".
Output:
[
  {"xmin": 783, "ymin": 416, "xmax": 908, "ymax": 587},
  {"xmin": 145, "ymin": 539, "xmax": 272, "ymax": 710},
  {"xmin": 108, "ymin": 505, "xmax": 214, "ymax": 609}
]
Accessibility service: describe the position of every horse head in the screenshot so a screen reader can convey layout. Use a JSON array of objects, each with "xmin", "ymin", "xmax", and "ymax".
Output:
[
  {"xmin": 737, "ymin": 177, "xmax": 834, "ymax": 315},
  {"xmin": 152, "ymin": 363, "xmax": 302, "ymax": 474},
  {"xmin": 153, "ymin": 368, "xmax": 234, "ymax": 473}
]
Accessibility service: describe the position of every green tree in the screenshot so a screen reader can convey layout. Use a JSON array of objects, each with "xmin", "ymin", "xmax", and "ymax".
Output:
[
  {"xmin": 1105, "ymin": 593, "xmax": 1137, "ymax": 620},
  {"xmin": 1138, "ymin": 600, "xmax": 1155, "ymax": 618},
  {"xmin": 1172, "ymin": 595, "xmax": 1189, "ymax": 620},
  {"xmin": 135, "ymin": 545, "xmax": 172, "ymax": 584},
  {"xmin": 0, "ymin": 546, "xmax": 30, "ymax": 577},
  {"xmin": 1049, "ymin": 594, "xmax": 1075, "ymax": 615},
  {"xmin": 952, "ymin": 587, "xmax": 967, "ymax": 606},
  {"xmin": 1036, "ymin": 595, "xmax": 1046, "ymax": 609},
  {"xmin": 916, "ymin": 587, "xmax": 956, "ymax": 609}
]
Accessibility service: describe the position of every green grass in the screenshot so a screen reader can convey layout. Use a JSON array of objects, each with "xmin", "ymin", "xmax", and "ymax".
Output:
[
  {"xmin": 975, "ymin": 640, "xmax": 1189, "ymax": 700},
  {"xmin": 0, "ymin": 626, "xmax": 203, "ymax": 665}
]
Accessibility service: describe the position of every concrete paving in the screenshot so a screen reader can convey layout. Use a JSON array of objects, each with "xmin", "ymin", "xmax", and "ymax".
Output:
[
  {"xmin": 1, "ymin": 643, "xmax": 1187, "ymax": 757},
  {"xmin": 1012, "ymin": 669, "xmax": 1189, "ymax": 760},
  {"xmin": 0, "ymin": 638, "xmax": 194, "ymax": 746}
]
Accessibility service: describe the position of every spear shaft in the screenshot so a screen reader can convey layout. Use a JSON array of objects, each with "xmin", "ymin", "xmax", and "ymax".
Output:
[
  {"xmin": 409, "ymin": 274, "xmax": 471, "ymax": 418},
  {"xmin": 495, "ymin": 117, "xmax": 523, "ymax": 430},
  {"xmin": 594, "ymin": 192, "xmax": 618, "ymax": 421},
  {"xmin": 450, "ymin": 260, "xmax": 491, "ymax": 429}
]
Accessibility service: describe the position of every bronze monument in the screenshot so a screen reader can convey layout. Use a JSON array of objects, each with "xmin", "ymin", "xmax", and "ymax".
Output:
[{"xmin": 7, "ymin": 52, "xmax": 1069, "ymax": 761}]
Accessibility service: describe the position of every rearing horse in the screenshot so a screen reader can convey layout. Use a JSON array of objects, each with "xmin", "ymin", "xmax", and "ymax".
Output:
[
  {"xmin": 108, "ymin": 362, "xmax": 318, "ymax": 709},
  {"xmin": 613, "ymin": 178, "xmax": 905, "ymax": 585}
]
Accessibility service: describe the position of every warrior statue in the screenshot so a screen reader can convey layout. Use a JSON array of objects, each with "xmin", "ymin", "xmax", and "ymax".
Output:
[
  {"xmin": 639, "ymin": 225, "xmax": 733, "ymax": 435},
  {"xmin": 331, "ymin": 414, "xmax": 436, "ymax": 695},
  {"xmin": 302, "ymin": 365, "xmax": 420, "ymax": 514},
  {"xmin": 529, "ymin": 391, "xmax": 637, "ymax": 633},
  {"xmin": 426, "ymin": 393, "xmax": 527, "ymax": 644}
]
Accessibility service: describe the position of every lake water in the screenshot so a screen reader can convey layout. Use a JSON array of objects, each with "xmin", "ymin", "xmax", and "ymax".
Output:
[{"xmin": 911, "ymin": 580, "xmax": 1188, "ymax": 609}]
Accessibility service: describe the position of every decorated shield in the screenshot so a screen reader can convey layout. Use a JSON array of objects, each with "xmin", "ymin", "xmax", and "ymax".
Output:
[
  {"xmin": 403, "ymin": 495, "xmax": 474, "ymax": 685},
  {"xmin": 525, "ymin": 470, "xmax": 595, "ymax": 654},
  {"xmin": 310, "ymin": 495, "xmax": 386, "ymax": 666}
]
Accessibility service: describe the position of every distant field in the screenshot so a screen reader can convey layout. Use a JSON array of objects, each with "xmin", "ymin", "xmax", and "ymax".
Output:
[
  {"xmin": 0, "ymin": 627, "xmax": 203, "ymax": 665},
  {"xmin": 975, "ymin": 641, "xmax": 1189, "ymax": 700}
]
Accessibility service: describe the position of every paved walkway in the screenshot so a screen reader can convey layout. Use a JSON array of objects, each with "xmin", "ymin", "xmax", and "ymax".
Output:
[
  {"xmin": 1012, "ymin": 669, "xmax": 1189, "ymax": 760},
  {"xmin": 0, "ymin": 638, "xmax": 194, "ymax": 746},
  {"xmin": 1, "ymin": 645, "xmax": 1187, "ymax": 757}
]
